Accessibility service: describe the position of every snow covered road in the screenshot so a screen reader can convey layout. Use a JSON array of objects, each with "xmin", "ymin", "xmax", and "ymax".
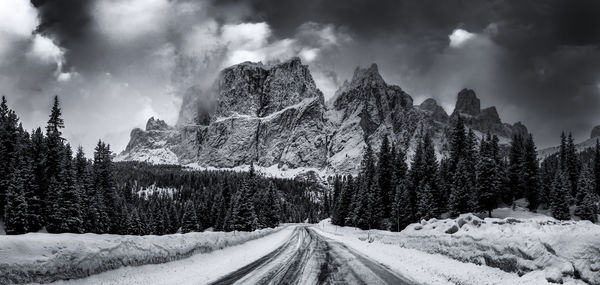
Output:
[
  {"xmin": 210, "ymin": 226, "xmax": 414, "ymax": 285},
  {"xmin": 44, "ymin": 225, "xmax": 415, "ymax": 285}
]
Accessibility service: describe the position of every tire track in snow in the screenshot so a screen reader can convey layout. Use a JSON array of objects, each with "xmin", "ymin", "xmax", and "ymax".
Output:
[{"xmin": 210, "ymin": 226, "xmax": 415, "ymax": 285}]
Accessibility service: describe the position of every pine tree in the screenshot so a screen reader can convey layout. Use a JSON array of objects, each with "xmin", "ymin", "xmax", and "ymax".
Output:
[
  {"xmin": 127, "ymin": 209, "xmax": 144, "ymax": 235},
  {"xmin": 574, "ymin": 165, "xmax": 598, "ymax": 222},
  {"xmin": 565, "ymin": 133, "xmax": 580, "ymax": 197},
  {"xmin": 594, "ymin": 140, "xmax": 600, "ymax": 196},
  {"xmin": 377, "ymin": 136, "xmax": 393, "ymax": 216},
  {"xmin": 93, "ymin": 141, "xmax": 116, "ymax": 233},
  {"xmin": 390, "ymin": 182, "xmax": 413, "ymax": 231},
  {"xmin": 415, "ymin": 133, "xmax": 439, "ymax": 220},
  {"xmin": 44, "ymin": 96, "xmax": 66, "ymax": 221},
  {"xmin": 507, "ymin": 134, "xmax": 524, "ymax": 203},
  {"xmin": 214, "ymin": 180, "xmax": 232, "ymax": 231},
  {"xmin": 181, "ymin": 200, "xmax": 200, "ymax": 233},
  {"xmin": 0, "ymin": 96, "xmax": 20, "ymax": 220},
  {"xmin": 449, "ymin": 115, "xmax": 467, "ymax": 172},
  {"xmin": 522, "ymin": 134, "xmax": 539, "ymax": 211},
  {"xmin": 559, "ymin": 132, "xmax": 567, "ymax": 171},
  {"xmin": 230, "ymin": 175, "xmax": 257, "ymax": 232},
  {"xmin": 476, "ymin": 134, "xmax": 500, "ymax": 217},
  {"xmin": 262, "ymin": 183, "xmax": 280, "ymax": 228},
  {"xmin": 576, "ymin": 191, "xmax": 598, "ymax": 223},
  {"xmin": 4, "ymin": 151, "xmax": 32, "ymax": 234},
  {"xmin": 550, "ymin": 171, "xmax": 571, "ymax": 220},
  {"xmin": 449, "ymin": 158, "xmax": 476, "ymax": 216},
  {"xmin": 331, "ymin": 175, "xmax": 342, "ymax": 218},
  {"xmin": 59, "ymin": 145, "xmax": 83, "ymax": 233},
  {"xmin": 334, "ymin": 175, "xmax": 354, "ymax": 226},
  {"xmin": 575, "ymin": 166, "xmax": 594, "ymax": 204}
]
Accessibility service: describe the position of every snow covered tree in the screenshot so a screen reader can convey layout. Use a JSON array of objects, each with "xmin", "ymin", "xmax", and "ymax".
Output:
[
  {"xmin": 575, "ymin": 166, "xmax": 598, "ymax": 222},
  {"xmin": 415, "ymin": 133, "xmax": 439, "ymax": 220},
  {"xmin": 550, "ymin": 171, "xmax": 571, "ymax": 220},
  {"xmin": 390, "ymin": 183, "xmax": 413, "ymax": 231},
  {"xmin": 59, "ymin": 145, "xmax": 83, "ymax": 233},
  {"xmin": 449, "ymin": 158, "xmax": 476, "ymax": 216},
  {"xmin": 476, "ymin": 134, "xmax": 500, "ymax": 217},
  {"xmin": 594, "ymin": 140, "xmax": 600, "ymax": 196},
  {"xmin": 261, "ymin": 183, "xmax": 280, "ymax": 228},
  {"xmin": 522, "ymin": 135, "xmax": 539, "ymax": 210},
  {"xmin": 230, "ymin": 175, "xmax": 257, "ymax": 232},
  {"xmin": 507, "ymin": 134, "xmax": 524, "ymax": 203},
  {"xmin": 0, "ymin": 96, "xmax": 20, "ymax": 220},
  {"xmin": 93, "ymin": 141, "xmax": 116, "ymax": 233},
  {"xmin": 565, "ymin": 133, "xmax": 580, "ymax": 197},
  {"xmin": 332, "ymin": 175, "xmax": 354, "ymax": 226},
  {"xmin": 127, "ymin": 209, "xmax": 144, "ymax": 235},
  {"xmin": 214, "ymin": 180, "xmax": 232, "ymax": 231},
  {"xmin": 181, "ymin": 200, "xmax": 200, "ymax": 233},
  {"xmin": 377, "ymin": 136, "xmax": 394, "ymax": 216},
  {"xmin": 4, "ymin": 151, "xmax": 32, "ymax": 234}
]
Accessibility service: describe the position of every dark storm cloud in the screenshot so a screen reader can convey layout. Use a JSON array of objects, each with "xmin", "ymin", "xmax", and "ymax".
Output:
[
  {"xmin": 214, "ymin": 0, "xmax": 600, "ymax": 147},
  {"xmin": 31, "ymin": 0, "xmax": 93, "ymax": 43}
]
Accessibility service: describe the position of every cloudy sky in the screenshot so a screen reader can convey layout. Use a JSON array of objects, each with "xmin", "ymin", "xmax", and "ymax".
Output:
[{"xmin": 1, "ymin": 0, "xmax": 599, "ymax": 154}]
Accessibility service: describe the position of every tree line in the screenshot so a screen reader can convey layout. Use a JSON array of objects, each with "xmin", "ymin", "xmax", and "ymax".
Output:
[
  {"xmin": 330, "ymin": 116, "xmax": 600, "ymax": 231},
  {"xmin": 1, "ymin": 96, "xmax": 323, "ymax": 235}
]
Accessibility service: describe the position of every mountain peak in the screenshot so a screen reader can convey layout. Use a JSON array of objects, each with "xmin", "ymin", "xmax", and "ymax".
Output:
[
  {"xmin": 453, "ymin": 88, "xmax": 480, "ymax": 117},
  {"xmin": 146, "ymin": 117, "xmax": 170, "ymax": 131},
  {"xmin": 350, "ymin": 63, "xmax": 384, "ymax": 86}
]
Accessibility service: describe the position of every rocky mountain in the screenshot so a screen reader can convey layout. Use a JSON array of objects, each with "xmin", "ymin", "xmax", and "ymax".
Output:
[{"xmin": 117, "ymin": 57, "xmax": 528, "ymax": 176}]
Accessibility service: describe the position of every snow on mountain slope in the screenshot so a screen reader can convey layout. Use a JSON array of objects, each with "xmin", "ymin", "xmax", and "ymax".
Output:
[{"xmin": 0, "ymin": 227, "xmax": 286, "ymax": 284}]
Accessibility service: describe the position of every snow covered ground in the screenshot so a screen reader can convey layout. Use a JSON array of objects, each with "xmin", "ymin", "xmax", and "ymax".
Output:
[
  {"xmin": 0, "ymin": 226, "xmax": 287, "ymax": 284},
  {"xmin": 316, "ymin": 214, "xmax": 600, "ymax": 285}
]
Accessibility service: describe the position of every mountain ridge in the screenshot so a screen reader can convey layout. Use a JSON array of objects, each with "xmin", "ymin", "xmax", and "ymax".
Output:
[{"xmin": 117, "ymin": 58, "xmax": 528, "ymax": 176}]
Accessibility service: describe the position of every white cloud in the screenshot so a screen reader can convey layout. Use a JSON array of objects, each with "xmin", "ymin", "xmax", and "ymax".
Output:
[
  {"xmin": 29, "ymin": 34, "xmax": 64, "ymax": 63},
  {"xmin": 449, "ymin": 29, "xmax": 476, "ymax": 48},
  {"xmin": 93, "ymin": 0, "xmax": 170, "ymax": 43},
  {"xmin": 0, "ymin": 0, "xmax": 39, "ymax": 58},
  {"xmin": 0, "ymin": 0, "xmax": 38, "ymax": 37},
  {"xmin": 222, "ymin": 22, "xmax": 271, "ymax": 50}
]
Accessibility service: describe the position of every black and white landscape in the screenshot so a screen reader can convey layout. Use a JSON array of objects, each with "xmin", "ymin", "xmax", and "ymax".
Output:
[{"xmin": 1, "ymin": 0, "xmax": 600, "ymax": 284}]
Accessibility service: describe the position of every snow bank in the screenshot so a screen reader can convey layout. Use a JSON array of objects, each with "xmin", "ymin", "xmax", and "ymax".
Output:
[
  {"xmin": 398, "ymin": 214, "xmax": 600, "ymax": 284},
  {"xmin": 315, "ymin": 220, "xmax": 569, "ymax": 285},
  {"xmin": 0, "ymin": 227, "xmax": 283, "ymax": 284},
  {"xmin": 345, "ymin": 213, "xmax": 598, "ymax": 284}
]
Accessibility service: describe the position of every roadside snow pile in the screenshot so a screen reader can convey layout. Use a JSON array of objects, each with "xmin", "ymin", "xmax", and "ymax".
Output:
[
  {"xmin": 0, "ymin": 227, "xmax": 282, "ymax": 284},
  {"xmin": 316, "ymin": 220, "xmax": 568, "ymax": 285},
  {"xmin": 399, "ymin": 214, "xmax": 600, "ymax": 284}
]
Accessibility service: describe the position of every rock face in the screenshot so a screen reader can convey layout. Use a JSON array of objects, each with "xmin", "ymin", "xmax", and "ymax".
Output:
[
  {"xmin": 453, "ymin": 88, "xmax": 481, "ymax": 117},
  {"xmin": 118, "ymin": 58, "xmax": 529, "ymax": 175},
  {"xmin": 591, "ymin": 125, "xmax": 600, "ymax": 139}
]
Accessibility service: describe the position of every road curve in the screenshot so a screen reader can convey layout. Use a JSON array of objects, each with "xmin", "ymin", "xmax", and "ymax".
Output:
[{"xmin": 209, "ymin": 225, "xmax": 415, "ymax": 285}]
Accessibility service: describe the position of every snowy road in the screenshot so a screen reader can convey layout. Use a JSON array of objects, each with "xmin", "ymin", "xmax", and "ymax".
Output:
[
  {"xmin": 47, "ymin": 225, "xmax": 414, "ymax": 285},
  {"xmin": 210, "ymin": 226, "xmax": 414, "ymax": 285}
]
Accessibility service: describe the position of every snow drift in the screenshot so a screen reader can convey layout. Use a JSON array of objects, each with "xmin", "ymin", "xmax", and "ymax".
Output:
[
  {"xmin": 398, "ymin": 214, "xmax": 599, "ymax": 284},
  {"xmin": 0, "ymin": 227, "xmax": 282, "ymax": 284}
]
